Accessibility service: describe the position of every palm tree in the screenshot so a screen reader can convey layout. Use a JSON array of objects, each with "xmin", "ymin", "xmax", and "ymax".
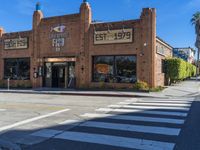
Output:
[{"xmin": 191, "ymin": 12, "xmax": 200, "ymax": 77}]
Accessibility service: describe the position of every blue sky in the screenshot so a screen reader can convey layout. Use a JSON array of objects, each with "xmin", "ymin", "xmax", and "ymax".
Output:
[{"xmin": 0, "ymin": 0, "xmax": 199, "ymax": 49}]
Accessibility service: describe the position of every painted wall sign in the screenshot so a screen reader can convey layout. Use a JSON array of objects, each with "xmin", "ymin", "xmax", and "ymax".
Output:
[
  {"xmin": 51, "ymin": 25, "xmax": 66, "ymax": 33},
  {"xmin": 156, "ymin": 44, "xmax": 165, "ymax": 56},
  {"xmin": 52, "ymin": 38, "xmax": 64, "ymax": 47},
  {"xmin": 49, "ymin": 25, "xmax": 69, "ymax": 39},
  {"xmin": 49, "ymin": 25, "xmax": 69, "ymax": 52},
  {"xmin": 4, "ymin": 37, "xmax": 28, "ymax": 50},
  {"xmin": 52, "ymin": 38, "xmax": 65, "ymax": 52},
  {"xmin": 94, "ymin": 28, "xmax": 133, "ymax": 45}
]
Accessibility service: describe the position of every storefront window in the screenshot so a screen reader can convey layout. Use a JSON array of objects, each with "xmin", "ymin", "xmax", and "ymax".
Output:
[
  {"xmin": 115, "ymin": 56, "xmax": 137, "ymax": 83},
  {"xmin": 93, "ymin": 56, "xmax": 114, "ymax": 82},
  {"xmin": 4, "ymin": 58, "xmax": 30, "ymax": 80},
  {"xmin": 93, "ymin": 55, "xmax": 136, "ymax": 83}
]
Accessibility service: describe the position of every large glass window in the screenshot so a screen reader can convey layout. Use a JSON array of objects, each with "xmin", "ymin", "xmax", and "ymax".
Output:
[
  {"xmin": 93, "ymin": 56, "xmax": 114, "ymax": 82},
  {"xmin": 93, "ymin": 55, "xmax": 137, "ymax": 83},
  {"xmin": 4, "ymin": 58, "xmax": 30, "ymax": 80}
]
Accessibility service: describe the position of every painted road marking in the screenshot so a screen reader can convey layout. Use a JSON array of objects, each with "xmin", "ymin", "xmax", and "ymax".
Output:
[
  {"xmin": 126, "ymin": 99, "xmax": 193, "ymax": 103},
  {"xmin": 108, "ymin": 104, "xmax": 190, "ymax": 111},
  {"xmin": 81, "ymin": 113, "xmax": 185, "ymax": 124},
  {"xmin": 54, "ymin": 131, "xmax": 175, "ymax": 150},
  {"xmin": 125, "ymin": 98, "xmax": 194, "ymax": 102},
  {"xmin": 96, "ymin": 108, "xmax": 188, "ymax": 117},
  {"xmin": 0, "ymin": 109, "xmax": 6, "ymax": 111},
  {"xmin": 119, "ymin": 102, "xmax": 191, "ymax": 107},
  {"xmin": 0, "ymin": 108, "xmax": 70, "ymax": 133},
  {"xmin": 80, "ymin": 121, "xmax": 180, "ymax": 136},
  {"xmin": 59, "ymin": 120, "xmax": 81, "ymax": 126}
]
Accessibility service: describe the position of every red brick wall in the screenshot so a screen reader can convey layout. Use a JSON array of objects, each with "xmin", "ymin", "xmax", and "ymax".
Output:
[{"xmin": 0, "ymin": 2, "xmax": 167, "ymax": 89}]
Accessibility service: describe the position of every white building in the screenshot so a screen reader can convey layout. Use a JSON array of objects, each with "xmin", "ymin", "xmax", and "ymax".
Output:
[{"xmin": 173, "ymin": 47, "xmax": 196, "ymax": 64}]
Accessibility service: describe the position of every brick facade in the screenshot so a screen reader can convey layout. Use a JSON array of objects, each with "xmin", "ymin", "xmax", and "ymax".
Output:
[{"xmin": 0, "ymin": 2, "xmax": 172, "ymax": 89}]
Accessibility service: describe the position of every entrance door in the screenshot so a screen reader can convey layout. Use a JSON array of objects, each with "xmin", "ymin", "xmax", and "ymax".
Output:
[
  {"xmin": 52, "ymin": 66, "xmax": 65, "ymax": 88},
  {"xmin": 44, "ymin": 62, "xmax": 76, "ymax": 88},
  {"xmin": 67, "ymin": 62, "xmax": 75, "ymax": 88}
]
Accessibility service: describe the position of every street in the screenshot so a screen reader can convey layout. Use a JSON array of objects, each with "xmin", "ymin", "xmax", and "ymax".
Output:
[{"xmin": 0, "ymin": 80, "xmax": 199, "ymax": 150}]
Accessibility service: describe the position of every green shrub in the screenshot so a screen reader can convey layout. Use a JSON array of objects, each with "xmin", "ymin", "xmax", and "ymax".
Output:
[
  {"xmin": 165, "ymin": 58, "xmax": 197, "ymax": 83},
  {"xmin": 149, "ymin": 86, "xmax": 165, "ymax": 92},
  {"xmin": 0, "ymin": 80, "xmax": 6, "ymax": 88},
  {"xmin": 133, "ymin": 81, "xmax": 149, "ymax": 91}
]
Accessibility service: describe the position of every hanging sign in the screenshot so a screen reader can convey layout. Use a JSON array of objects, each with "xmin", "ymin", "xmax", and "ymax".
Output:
[
  {"xmin": 94, "ymin": 28, "xmax": 133, "ymax": 45},
  {"xmin": 4, "ymin": 37, "xmax": 28, "ymax": 50}
]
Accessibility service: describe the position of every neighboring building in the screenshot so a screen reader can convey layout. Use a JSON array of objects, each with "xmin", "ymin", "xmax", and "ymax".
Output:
[
  {"xmin": 0, "ymin": 1, "xmax": 172, "ymax": 89},
  {"xmin": 173, "ymin": 47, "xmax": 195, "ymax": 64},
  {"xmin": 156, "ymin": 37, "xmax": 173, "ymax": 86}
]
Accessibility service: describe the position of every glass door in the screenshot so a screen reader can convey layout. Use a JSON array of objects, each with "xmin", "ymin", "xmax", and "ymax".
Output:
[{"xmin": 67, "ymin": 62, "xmax": 75, "ymax": 88}]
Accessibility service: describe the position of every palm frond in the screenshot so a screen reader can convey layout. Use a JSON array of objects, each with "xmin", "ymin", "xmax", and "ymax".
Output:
[{"xmin": 191, "ymin": 11, "xmax": 200, "ymax": 25}]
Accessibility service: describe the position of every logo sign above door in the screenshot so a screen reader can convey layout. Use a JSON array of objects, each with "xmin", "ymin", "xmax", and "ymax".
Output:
[{"xmin": 49, "ymin": 25, "xmax": 69, "ymax": 52}]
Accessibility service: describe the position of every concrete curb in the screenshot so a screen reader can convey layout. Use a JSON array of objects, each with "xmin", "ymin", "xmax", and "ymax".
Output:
[{"xmin": 0, "ymin": 90, "xmax": 165, "ymax": 98}]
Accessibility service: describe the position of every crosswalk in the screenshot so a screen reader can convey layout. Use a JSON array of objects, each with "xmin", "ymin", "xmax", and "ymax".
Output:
[{"xmin": 29, "ymin": 97, "xmax": 194, "ymax": 150}]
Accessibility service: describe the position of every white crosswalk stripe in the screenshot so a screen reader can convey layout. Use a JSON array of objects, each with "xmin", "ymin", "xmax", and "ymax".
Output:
[
  {"xmin": 118, "ymin": 101, "xmax": 191, "ymax": 107},
  {"xmin": 80, "ymin": 121, "xmax": 181, "ymax": 136},
  {"xmin": 96, "ymin": 107, "xmax": 188, "ymax": 117},
  {"xmin": 29, "ymin": 98, "xmax": 194, "ymax": 150},
  {"xmin": 54, "ymin": 131, "xmax": 175, "ymax": 150},
  {"xmin": 108, "ymin": 104, "xmax": 190, "ymax": 111},
  {"xmin": 59, "ymin": 120, "xmax": 81, "ymax": 125},
  {"xmin": 81, "ymin": 113, "xmax": 185, "ymax": 124}
]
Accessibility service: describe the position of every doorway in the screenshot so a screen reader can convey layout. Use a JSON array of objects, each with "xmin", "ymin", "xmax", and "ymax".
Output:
[
  {"xmin": 52, "ymin": 66, "xmax": 65, "ymax": 88},
  {"xmin": 44, "ymin": 62, "xmax": 75, "ymax": 88}
]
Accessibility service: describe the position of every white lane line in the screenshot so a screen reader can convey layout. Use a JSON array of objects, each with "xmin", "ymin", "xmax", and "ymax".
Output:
[
  {"xmin": 81, "ymin": 113, "xmax": 185, "ymax": 124},
  {"xmin": 96, "ymin": 108, "xmax": 188, "ymax": 117},
  {"xmin": 59, "ymin": 120, "xmax": 81, "ymax": 125},
  {"xmin": 119, "ymin": 102, "xmax": 191, "ymax": 107},
  {"xmin": 108, "ymin": 104, "xmax": 190, "ymax": 111},
  {"xmin": 0, "ymin": 108, "xmax": 70, "ymax": 132},
  {"xmin": 31, "ymin": 129, "xmax": 63, "ymax": 138},
  {"xmin": 80, "ymin": 121, "xmax": 181, "ymax": 136},
  {"xmin": 54, "ymin": 131, "xmax": 175, "ymax": 150},
  {"xmin": 0, "ymin": 109, "xmax": 6, "ymax": 111}
]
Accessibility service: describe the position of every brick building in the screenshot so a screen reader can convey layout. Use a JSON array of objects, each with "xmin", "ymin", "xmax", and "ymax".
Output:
[{"xmin": 0, "ymin": 1, "xmax": 172, "ymax": 89}]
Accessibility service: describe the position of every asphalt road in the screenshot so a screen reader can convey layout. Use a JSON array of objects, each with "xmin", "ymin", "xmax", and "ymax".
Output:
[
  {"xmin": 174, "ymin": 95, "xmax": 200, "ymax": 150},
  {"xmin": 0, "ymin": 92, "xmax": 198, "ymax": 150}
]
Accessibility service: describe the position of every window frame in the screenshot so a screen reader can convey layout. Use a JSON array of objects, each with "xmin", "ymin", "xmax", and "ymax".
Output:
[
  {"xmin": 92, "ymin": 55, "xmax": 137, "ymax": 84},
  {"xmin": 4, "ymin": 58, "xmax": 30, "ymax": 80}
]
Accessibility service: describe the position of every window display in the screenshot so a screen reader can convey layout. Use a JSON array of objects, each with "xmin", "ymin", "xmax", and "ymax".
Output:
[{"xmin": 93, "ymin": 55, "xmax": 136, "ymax": 83}]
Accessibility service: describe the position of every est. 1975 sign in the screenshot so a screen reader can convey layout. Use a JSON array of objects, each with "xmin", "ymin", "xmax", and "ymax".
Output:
[
  {"xmin": 94, "ymin": 28, "xmax": 133, "ymax": 45},
  {"xmin": 4, "ymin": 38, "xmax": 28, "ymax": 50}
]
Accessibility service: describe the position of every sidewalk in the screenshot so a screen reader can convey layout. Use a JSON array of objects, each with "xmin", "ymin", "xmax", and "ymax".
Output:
[{"xmin": 0, "ymin": 79, "xmax": 199, "ymax": 98}]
